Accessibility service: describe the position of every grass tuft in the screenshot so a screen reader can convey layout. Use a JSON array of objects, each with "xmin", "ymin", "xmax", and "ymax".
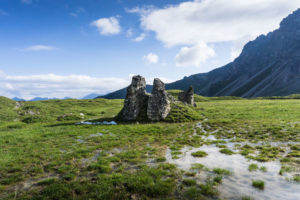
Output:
[
  {"xmin": 191, "ymin": 151, "xmax": 208, "ymax": 158},
  {"xmin": 252, "ymin": 180, "xmax": 265, "ymax": 190}
]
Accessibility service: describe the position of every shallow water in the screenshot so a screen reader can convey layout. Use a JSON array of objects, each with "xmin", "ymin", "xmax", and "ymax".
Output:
[
  {"xmin": 76, "ymin": 138, "xmax": 85, "ymax": 143},
  {"xmin": 89, "ymin": 132, "xmax": 104, "ymax": 137},
  {"xmin": 76, "ymin": 121, "xmax": 117, "ymax": 125},
  {"xmin": 166, "ymin": 145, "xmax": 300, "ymax": 200}
]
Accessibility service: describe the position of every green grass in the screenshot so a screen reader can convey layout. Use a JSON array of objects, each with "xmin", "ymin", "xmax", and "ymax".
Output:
[
  {"xmin": 241, "ymin": 196, "xmax": 254, "ymax": 200},
  {"xmin": 279, "ymin": 165, "xmax": 294, "ymax": 175},
  {"xmin": 294, "ymin": 175, "xmax": 300, "ymax": 183},
  {"xmin": 213, "ymin": 175, "xmax": 223, "ymax": 184},
  {"xmin": 248, "ymin": 164, "xmax": 258, "ymax": 172},
  {"xmin": 155, "ymin": 157, "xmax": 166, "ymax": 162},
  {"xmin": 164, "ymin": 102, "xmax": 202, "ymax": 123},
  {"xmin": 252, "ymin": 180, "xmax": 265, "ymax": 190},
  {"xmin": 219, "ymin": 148, "xmax": 234, "ymax": 155},
  {"xmin": 167, "ymin": 90, "xmax": 243, "ymax": 102},
  {"xmin": 213, "ymin": 168, "xmax": 232, "ymax": 176},
  {"xmin": 191, "ymin": 151, "xmax": 208, "ymax": 157},
  {"xmin": 0, "ymin": 96, "xmax": 19, "ymax": 122},
  {"xmin": 260, "ymin": 166, "xmax": 267, "ymax": 172},
  {"xmin": 182, "ymin": 179, "xmax": 197, "ymax": 186},
  {"xmin": 22, "ymin": 166, "xmax": 177, "ymax": 200},
  {"xmin": 0, "ymin": 96, "xmax": 300, "ymax": 199},
  {"xmin": 191, "ymin": 163, "xmax": 205, "ymax": 171},
  {"xmin": 0, "ymin": 97, "xmax": 123, "ymax": 124}
]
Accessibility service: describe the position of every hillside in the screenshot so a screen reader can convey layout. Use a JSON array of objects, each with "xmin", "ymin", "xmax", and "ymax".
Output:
[
  {"xmin": 99, "ymin": 9, "xmax": 300, "ymax": 99},
  {"xmin": 0, "ymin": 97, "xmax": 123, "ymax": 125}
]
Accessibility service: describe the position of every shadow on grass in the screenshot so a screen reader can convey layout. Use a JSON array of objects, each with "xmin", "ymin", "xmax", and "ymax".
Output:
[{"xmin": 44, "ymin": 122, "xmax": 78, "ymax": 127}]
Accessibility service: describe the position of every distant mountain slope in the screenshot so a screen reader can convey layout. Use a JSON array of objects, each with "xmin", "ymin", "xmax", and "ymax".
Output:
[
  {"xmin": 98, "ymin": 85, "xmax": 153, "ymax": 99},
  {"xmin": 81, "ymin": 93, "xmax": 103, "ymax": 99},
  {"xmin": 12, "ymin": 97, "xmax": 26, "ymax": 101},
  {"xmin": 99, "ymin": 9, "xmax": 300, "ymax": 99}
]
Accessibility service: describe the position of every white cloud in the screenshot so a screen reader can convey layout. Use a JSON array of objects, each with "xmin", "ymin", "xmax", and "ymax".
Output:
[
  {"xmin": 175, "ymin": 42, "xmax": 216, "ymax": 67},
  {"xmin": 0, "ymin": 72, "xmax": 130, "ymax": 100},
  {"xmin": 134, "ymin": 33, "xmax": 146, "ymax": 42},
  {"xmin": 136, "ymin": 0, "xmax": 300, "ymax": 47},
  {"xmin": 143, "ymin": 53, "xmax": 159, "ymax": 64},
  {"xmin": 125, "ymin": 6, "xmax": 155, "ymax": 15},
  {"xmin": 21, "ymin": 45, "xmax": 57, "ymax": 52},
  {"xmin": 91, "ymin": 17, "xmax": 121, "ymax": 35}
]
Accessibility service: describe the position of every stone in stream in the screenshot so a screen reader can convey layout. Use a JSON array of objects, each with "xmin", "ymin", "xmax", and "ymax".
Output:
[
  {"xmin": 147, "ymin": 78, "xmax": 171, "ymax": 121},
  {"xmin": 178, "ymin": 86, "xmax": 196, "ymax": 107},
  {"xmin": 118, "ymin": 75, "xmax": 149, "ymax": 121}
]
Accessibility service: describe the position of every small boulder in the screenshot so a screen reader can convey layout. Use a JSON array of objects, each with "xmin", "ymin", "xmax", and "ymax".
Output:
[
  {"xmin": 178, "ymin": 86, "xmax": 196, "ymax": 107},
  {"xmin": 147, "ymin": 78, "xmax": 171, "ymax": 121},
  {"xmin": 119, "ymin": 75, "xmax": 149, "ymax": 121}
]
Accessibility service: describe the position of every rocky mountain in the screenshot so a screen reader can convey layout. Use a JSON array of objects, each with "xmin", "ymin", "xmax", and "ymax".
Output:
[
  {"xmin": 81, "ymin": 93, "xmax": 103, "ymax": 99},
  {"xmin": 12, "ymin": 97, "xmax": 26, "ymax": 101},
  {"xmin": 99, "ymin": 9, "xmax": 300, "ymax": 99},
  {"xmin": 100, "ymin": 85, "xmax": 153, "ymax": 99}
]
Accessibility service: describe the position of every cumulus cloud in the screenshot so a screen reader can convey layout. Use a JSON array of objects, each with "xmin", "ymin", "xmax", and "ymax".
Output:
[
  {"xmin": 0, "ymin": 72, "xmax": 130, "ymax": 100},
  {"xmin": 21, "ymin": 45, "xmax": 57, "ymax": 52},
  {"xmin": 138, "ymin": 0, "xmax": 300, "ymax": 47},
  {"xmin": 91, "ymin": 17, "xmax": 121, "ymax": 35},
  {"xmin": 143, "ymin": 53, "xmax": 159, "ymax": 64},
  {"xmin": 134, "ymin": 33, "xmax": 146, "ymax": 42},
  {"xmin": 175, "ymin": 42, "xmax": 216, "ymax": 67}
]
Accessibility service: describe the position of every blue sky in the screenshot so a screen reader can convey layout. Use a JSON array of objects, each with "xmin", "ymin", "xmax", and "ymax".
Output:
[{"xmin": 1, "ymin": 0, "xmax": 300, "ymax": 99}]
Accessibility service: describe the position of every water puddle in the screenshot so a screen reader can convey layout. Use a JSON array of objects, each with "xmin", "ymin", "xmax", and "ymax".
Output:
[
  {"xmin": 76, "ymin": 121, "xmax": 117, "ymax": 125},
  {"xmin": 82, "ymin": 150, "xmax": 102, "ymax": 165},
  {"xmin": 196, "ymin": 122, "xmax": 208, "ymax": 134},
  {"xmin": 166, "ymin": 145, "xmax": 300, "ymax": 200},
  {"xmin": 89, "ymin": 133, "xmax": 104, "ymax": 137},
  {"xmin": 77, "ymin": 139, "xmax": 85, "ymax": 143}
]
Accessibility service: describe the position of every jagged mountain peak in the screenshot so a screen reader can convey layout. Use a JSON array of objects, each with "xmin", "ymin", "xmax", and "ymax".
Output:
[{"xmin": 280, "ymin": 8, "xmax": 300, "ymax": 29}]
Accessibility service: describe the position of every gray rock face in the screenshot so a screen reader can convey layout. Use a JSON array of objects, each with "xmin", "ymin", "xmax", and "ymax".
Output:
[
  {"xmin": 119, "ymin": 75, "xmax": 149, "ymax": 121},
  {"xmin": 147, "ymin": 78, "xmax": 171, "ymax": 121},
  {"xmin": 178, "ymin": 86, "xmax": 196, "ymax": 106}
]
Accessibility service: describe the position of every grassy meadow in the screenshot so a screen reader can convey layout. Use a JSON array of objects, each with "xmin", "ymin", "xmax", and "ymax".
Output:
[{"xmin": 0, "ymin": 93, "xmax": 299, "ymax": 199}]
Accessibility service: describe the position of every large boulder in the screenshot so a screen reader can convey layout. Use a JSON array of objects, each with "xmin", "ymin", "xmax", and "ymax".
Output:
[
  {"xmin": 147, "ymin": 78, "xmax": 171, "ymax": 121},
  {"xmin": 178, "ymin": 86, "xmax": 196, "ymax": 107},
  {"xmin": 119, "ymin": 75, "xmax": 149, "ymax": 121}
]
